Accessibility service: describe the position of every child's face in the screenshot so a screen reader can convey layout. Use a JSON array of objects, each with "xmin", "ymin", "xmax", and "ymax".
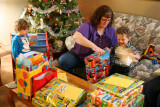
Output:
[
  {"xmin": 18, "ymin": 29, "xmax": 28, "ymax": 36},
  {"xmin": 117, "ymin": 34, "xmax": 130, "ymax": 46}
]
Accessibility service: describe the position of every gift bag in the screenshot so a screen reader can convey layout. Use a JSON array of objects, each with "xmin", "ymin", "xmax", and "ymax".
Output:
[
  {"xmin": 32, "ymin": 68, "xmax": 57, "ymax": 96},
  {"xmin": 16, "ymin": 53, "xmax": 49, "ymax": 100},
  {"xmin": 85, "ymin": 48, "xmax": 110, "ymax": 83}
]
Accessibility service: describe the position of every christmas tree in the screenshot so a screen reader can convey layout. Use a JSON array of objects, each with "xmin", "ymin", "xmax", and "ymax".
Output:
[{"xmin": 21, "ymin": 0, "xmax": 83, "ymax": 52}]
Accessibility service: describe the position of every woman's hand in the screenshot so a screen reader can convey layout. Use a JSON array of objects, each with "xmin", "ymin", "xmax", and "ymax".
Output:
[
  {"xmin": 92, "ymin": 46, "xmax": 105, "ymax": 56},
  {"xmin": 105, "ymin": 47, "xmax": 110, "ymax": 53},
  {"xmin": 73, "ymin": 31, "xmax": 105, "ymax": 55}
]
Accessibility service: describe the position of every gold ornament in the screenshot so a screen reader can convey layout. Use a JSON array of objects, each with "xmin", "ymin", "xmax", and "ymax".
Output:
[
  {"xmin": 57, "ymin": 40, "xmax": 63, "ymax": 48},
  {"xmin": 55, "ymin": 23, "xmax": 58, "ymax": 26},
  {"xmin": 60, "ymin": 9, "xmax": 62, "ymax": 14},
  {"xmin": 69, "ymin": 0, "xmax": 72, "ymax": 2},
  {"xmin": 56, "ymin": 18, "xmax": 59, "ymax": 21},
  {"xmin": 40, "ymin": 18, "xmax": 44, "ymax": 29}
]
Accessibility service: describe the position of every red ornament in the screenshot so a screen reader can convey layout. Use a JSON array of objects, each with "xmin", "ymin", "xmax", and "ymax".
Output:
[
  {"xmin": 45, "ymin": 0, "xmax": 48, "ymax": 1},
  {"xmin": 65, "ymin": 24, "xmax": 71, "ymax": 27},
  {"xmin": 50, "ymin": 18, "xmax": 53, "ymax": 21}
]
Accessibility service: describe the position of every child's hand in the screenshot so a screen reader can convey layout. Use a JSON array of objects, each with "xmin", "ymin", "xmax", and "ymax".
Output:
[
  {"xmin": 129, "ymin": 52, "xmax": 141, "ymax": 60},
  {"xmin": 129, "ymin": 52, "xmax": 135, "ymax": 57}
]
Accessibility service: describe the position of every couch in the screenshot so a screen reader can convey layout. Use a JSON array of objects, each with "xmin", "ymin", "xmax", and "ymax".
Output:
[
  {"xmin": 65, "ymin": 12, "xmax": 160, "ymax": 81},
  {"xmin": 112, "ymin": 12, "xmax": 160, "ymax": 81}
]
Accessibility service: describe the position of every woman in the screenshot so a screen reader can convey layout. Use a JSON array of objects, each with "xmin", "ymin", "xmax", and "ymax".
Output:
[{"xmin": 58, "ymin": 5, "xmax": 118, "ymax": 74}]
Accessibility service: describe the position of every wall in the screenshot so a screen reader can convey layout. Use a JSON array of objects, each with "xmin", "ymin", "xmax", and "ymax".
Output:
[
  {"xmin": 0, "ymin": 0, "xmax": 160, "ymax": 46},
  {"xmin": 77, "ymin": 0, "xmax": 160, "ymax": 21},
  {"xmin": 0, "ymin": 0, "xmax": 26, "ymax": 47}
]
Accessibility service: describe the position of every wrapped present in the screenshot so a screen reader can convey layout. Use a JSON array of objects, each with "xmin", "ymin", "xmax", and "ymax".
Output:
[
  {"xmin": 32, "ymin": 68, "xmax": 57, "ymax": 96},
  {"xmin": 132, "ymin": 94, "xmax": 144, "ymax": 107},
  {"xmin": 85, "ymin": 48, "xmax": 110, "ymax": 83},
  {"xmin": 34, "ymin": 78, "xmax": 87, "ymax": 107},
  {"xmin": 89, "ymin": 85, "xmax": 143, "ymax": 107},
  {"xmin": 94, "ymin": 73, "xmax": 144, "ymax": 97},
  {"xmin": 32, "ymin": 97, "xmax": 51, "ymax": 107},
  {"xmin": 16, "ymin": 53, "xmax": 49, "ymax": 100}
]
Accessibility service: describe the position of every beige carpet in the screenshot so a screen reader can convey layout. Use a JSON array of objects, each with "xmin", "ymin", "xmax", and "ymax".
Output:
[{"xmin": 0, "ymin": 55, "xmax": 27, "ymax": 107}]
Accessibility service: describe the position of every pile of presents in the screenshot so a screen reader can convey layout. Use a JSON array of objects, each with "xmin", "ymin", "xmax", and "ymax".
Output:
[
  {"xmin": 80, "ymin": 73, "xmax": 144, "ymax": 107},
  {"xmin": 14, "ymin": 48, "xmax": 145, "ymax": 106},
  {"xmin": 15, "ymin": 51, "xmax": 87, "ymax": 106}
]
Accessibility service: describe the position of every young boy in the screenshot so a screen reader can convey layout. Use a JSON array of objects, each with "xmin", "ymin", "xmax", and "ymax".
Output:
[
  {"xmin": 12, "ymin": 19, "xmax": 30, "ymax": 60},
  {"xmin": 109, "ymin": 26, "xmax": 141, "ymax": 76}
]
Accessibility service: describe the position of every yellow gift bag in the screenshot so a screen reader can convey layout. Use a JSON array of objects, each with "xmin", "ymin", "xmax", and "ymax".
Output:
[{"xmin": 16, "ymin": 54, "xmax": 48, "ymax": 100}]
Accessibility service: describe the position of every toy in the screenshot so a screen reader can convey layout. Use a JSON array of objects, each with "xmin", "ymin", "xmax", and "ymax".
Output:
[{"xmin": 144, "ymin": 44, "xmax": 160, "ymax": 63}]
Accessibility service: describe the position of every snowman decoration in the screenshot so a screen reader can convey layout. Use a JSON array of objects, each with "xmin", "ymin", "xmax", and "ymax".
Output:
[{"xmin": 21, "ymin": 37, "xmax": 30, "ymax": 52}]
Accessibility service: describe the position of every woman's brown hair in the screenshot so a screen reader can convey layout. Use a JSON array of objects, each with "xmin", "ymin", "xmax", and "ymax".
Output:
[{"xmin": 90, "ymin": 5, "xmax": 114, "ymax": 27}]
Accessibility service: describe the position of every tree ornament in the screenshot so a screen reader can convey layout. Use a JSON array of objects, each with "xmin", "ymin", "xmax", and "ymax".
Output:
[
  {"xmin": 50, "ymin": 18, "xmax": 53, "ymax": 21},
  {"xmin": 59, "ymin": 9, "xmax": 62, "ymax": 14},
  {"xmin": 32, "ymin": 27, "xmax": 36, "ymax": 33},
  {"xmin": 55, "ymin": 23, "xmax": 58, "ymax": 26},
  {"xmin": 68, "ymin": 9, "xmax": 70, "ymax": 17},
  {"xmin": 40, "ymin": 18, "xmax": 44, "ymax": 29},
  {"xmin": 46, "ymin": 14, "xmax": 50, "ymax": 18},
  {"xmin": 27, "ymin": 5, "xmax": 32, "ymax": 12},
  {"xmin": 60, "ymin": 0, "xmax": 66, "ymax": 4},
  {"xmin": 57, "ymin": 40, "xmax": 63, "ymax": 48},
  {"xmin": 65, "ymin": 24, "xmax": 71, "ymax": 27},
  {"xmin": 56, "ymin": 18, "xmax": 59, "ymax": 21},
  {"xmin": 39, "ymin": 0, "xmax": 42, "ymax": 2},
  {"xmin": 51, "ymin": 0, "xmax": 55, "ymax": 2},
  {"xmin": 57, "ymin": 36, "xmax": 63, "ymax": 48},
  {"xmin": 69, "ymin": 0, "xmax": 72, "ymax": 2}
]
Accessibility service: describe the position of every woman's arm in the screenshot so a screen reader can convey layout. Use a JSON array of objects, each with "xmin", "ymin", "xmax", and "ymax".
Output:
[{"xmin": 73, "ymin": 31, "xmax": 105, "ymax": 55}]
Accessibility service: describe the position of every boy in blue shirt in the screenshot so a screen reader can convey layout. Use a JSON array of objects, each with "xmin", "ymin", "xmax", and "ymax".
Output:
[{"xmin": 12, "ymin": 19, "xmax": 30, "ymax": 60}]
